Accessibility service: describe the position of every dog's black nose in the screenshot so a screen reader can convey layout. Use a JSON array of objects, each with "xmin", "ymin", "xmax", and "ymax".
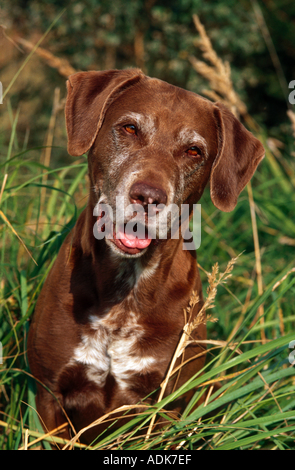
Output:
[{"xmin": 129, "ymin": 181, "xmax": 167, "ymax": 212}]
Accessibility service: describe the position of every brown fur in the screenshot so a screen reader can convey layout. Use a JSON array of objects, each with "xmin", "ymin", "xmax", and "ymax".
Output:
[{"xmin": 27, "ymin": 69, "xmax": 264, "ymax": 444}]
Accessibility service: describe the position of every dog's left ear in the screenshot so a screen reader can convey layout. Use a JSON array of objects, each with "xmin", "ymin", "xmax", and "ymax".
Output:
[{"xmin": 210, "ymin": 102, "xmax": 265, "ymax": 212}]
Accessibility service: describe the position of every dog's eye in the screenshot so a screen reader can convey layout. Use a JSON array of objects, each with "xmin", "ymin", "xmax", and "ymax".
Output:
[
  {"xmin": 124, "ymin": 124, "xmax": 137, "ymax": 135},
  {"xmin": 187, "ymin": 147, "xmax": 201, "ymax": 157}
]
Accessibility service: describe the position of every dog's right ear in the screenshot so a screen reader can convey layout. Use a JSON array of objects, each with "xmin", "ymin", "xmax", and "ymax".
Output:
[
  {"xmin": 210, "ymin": 102, "xmax": 265, "ymax": 212},
  {"xmin": 65, "ymin": 69, "xmax": 144, "ymax": 156}
]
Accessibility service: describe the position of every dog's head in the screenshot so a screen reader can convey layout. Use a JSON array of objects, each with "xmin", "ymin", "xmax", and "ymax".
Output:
[{"xmin": 65, "ymin": 69, "xmax": 264, "ymax": 258}]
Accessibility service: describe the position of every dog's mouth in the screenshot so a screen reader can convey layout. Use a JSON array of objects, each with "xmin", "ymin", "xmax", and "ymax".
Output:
[
  {"xmin": 112, "ymin": 224, "xmax": 152, "ymax": 255},
  {"xmin": 96, "ymin": 212, "xmax": 152, "ymax": 256}
]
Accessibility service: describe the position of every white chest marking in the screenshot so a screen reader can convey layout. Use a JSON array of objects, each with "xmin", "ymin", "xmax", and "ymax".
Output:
[{"xmin": 73, "ymin": 312, "xmax": 156, "ymax": 389}]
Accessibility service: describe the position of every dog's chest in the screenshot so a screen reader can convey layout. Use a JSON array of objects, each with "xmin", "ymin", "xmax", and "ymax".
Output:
[{"xmin": 72, "ymin": 310, "xmax": 156, "ymax": 390}]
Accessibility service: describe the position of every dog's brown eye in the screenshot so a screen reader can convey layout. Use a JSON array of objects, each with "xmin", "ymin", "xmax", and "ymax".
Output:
[
  {"xmin": 124, "ymin": 124, "xmax": 137, "ymax": 135},
  {"xmin": 187, "ymin": 147, "xmax": 201, "ymax": 157}
]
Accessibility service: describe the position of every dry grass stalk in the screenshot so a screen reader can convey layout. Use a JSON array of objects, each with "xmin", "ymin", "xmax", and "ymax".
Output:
[
  {"xmin": 190, "ymin": 14, "xmax": 248, "ymax": 119},
  {"xmin": 278, "ymin": 307, "xmax": 285, "ymax": 338},
  {"xmin": 0, "ymin": 24, "xmax": 23, "ymax": 52},
  {"xmin": 272, "ymin": 267, "xmax": 295, "ymax": 292},
  {"xmin": 18, "ymin": 423, "xmax": 71, "ymax": 450},
  {"xmin": 176, "ymin": 384, "xmax": 215, "ymax": 450},
  {"xmin": 63, "ymin": 404, "xmax": 152, "ymax": 450},
  {"xmin": 181, "ymin": 256, "xmax": 241, "ymax": 349},
  {"xmin": 256, "ymin": 372, "xmax": 286, "ymax": 423},
  {"xmin": 17, "ymin": 37, "xmax": 76, "ymax": 78},
  {"xmin": 232, "ymin": 380, "xmax": 278, "ymax": 425},
  {"xmin": 287, "ymin": 110, "xmax": 295, "ymax": 138},
  {"xmin": 226, "ymin": 266, "xmax": 256, "ymax": 345},
  {"xmin": 145, "ymin": 256, "xmax": 239, "ymax": 442},
  {"xmin": 40, "ymin": 87, "xmax": 62, "ymax": 215},
  {"xmin": 247, "ymin": 182, "xmax": 266, "ymax": 344},
  {"xmin": 0, "ymin": 209, "xmax": 37, "ymax": 265},
  {"xmin": 279, "ymin": 236, "xmax": 295, "ymax": 246},
  {"xmin": 0, "ymin": 174, "xmax": 8, "ymax": 207},
  {"xmin": 23, "ymin": 428, "xmax": 29, "ymax": 450}
]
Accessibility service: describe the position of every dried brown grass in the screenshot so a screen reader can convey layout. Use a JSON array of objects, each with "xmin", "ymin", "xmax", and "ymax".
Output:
[
  {"xmin": 145, "ymin": 255, "xmax": 239, "ymax": 441},
  {"xmin": 287, "ymin": 110, "xmax": 295, "ymax": 138},
  {"xmin": 17, "ymin": 37, "xmax": 76, "ymax": 78},
  {"xmin": 190, "ymin": 14, "xmax": 248, "ymax": 119}
]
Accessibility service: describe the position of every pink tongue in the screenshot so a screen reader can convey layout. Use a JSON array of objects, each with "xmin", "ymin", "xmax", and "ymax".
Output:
[{"xmin": 117, "ymin": 226, "xmax": 152, "ymax": 249}]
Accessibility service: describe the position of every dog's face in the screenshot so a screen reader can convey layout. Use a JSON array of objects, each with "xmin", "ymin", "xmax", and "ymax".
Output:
[
  {"xmin": 65, "ymin": 69, "xmax": 264, "ymax": 258},
  {"xmin": 89, "ymin": 79, "xmax": 219, "ymax": 257}
]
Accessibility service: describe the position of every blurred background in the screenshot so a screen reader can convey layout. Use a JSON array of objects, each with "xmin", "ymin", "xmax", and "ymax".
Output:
[{"xmin": 1, "ymin": 0, "xmax": 295, "ymax": 152}]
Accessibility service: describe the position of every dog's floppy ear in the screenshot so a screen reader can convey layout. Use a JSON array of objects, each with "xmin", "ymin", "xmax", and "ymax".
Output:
[
  {"xmin": 65, "ymin": 69, "xmax": 144, "ymax": 156},
  {"xmin": 210, "ymin": 102, "xmax": 265, "ymax": 212}
]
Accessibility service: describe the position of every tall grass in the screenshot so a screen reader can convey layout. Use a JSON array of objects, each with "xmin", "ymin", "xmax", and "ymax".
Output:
[{"xmin": 0, "ymin": 17, "xmax": 295, "ymax": 450}]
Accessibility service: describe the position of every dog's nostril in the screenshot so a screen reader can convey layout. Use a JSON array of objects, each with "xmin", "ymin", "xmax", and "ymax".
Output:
[{"xmin": 129, "ymin": 182, "xmax": 167, "ymax": 209}]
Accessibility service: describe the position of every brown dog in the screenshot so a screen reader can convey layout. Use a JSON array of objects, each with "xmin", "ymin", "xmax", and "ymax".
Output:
[{"xmin": 27, "ymin": 68, "xmax": 264, "ymax": 443}]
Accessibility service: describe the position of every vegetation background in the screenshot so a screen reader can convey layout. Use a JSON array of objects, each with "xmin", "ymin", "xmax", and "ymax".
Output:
[{"xmin": 0, "ymin": 0, "xmax": 295, "ymax": 450}]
